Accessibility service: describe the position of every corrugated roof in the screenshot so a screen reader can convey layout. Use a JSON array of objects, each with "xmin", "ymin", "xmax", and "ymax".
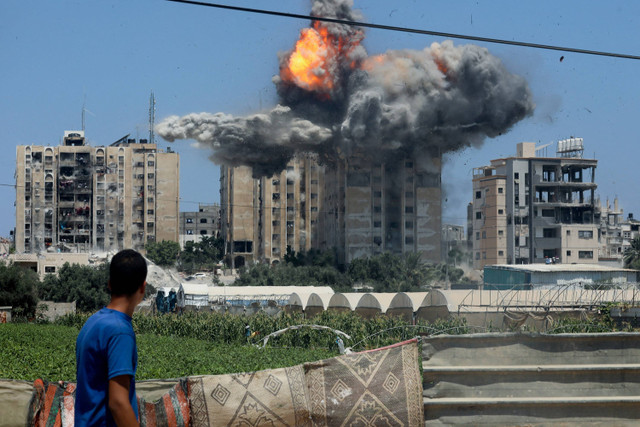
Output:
[
  {"xmin": 179, "ymin": 283, "xmax": 209, "ymax": 295},
  {"xmin": 488, "ymin": 263, "xmax": 637, "ymax": 273},
  {"xmin": 207, "ymin": 286, "xmax": 334, "ymax": 298}
]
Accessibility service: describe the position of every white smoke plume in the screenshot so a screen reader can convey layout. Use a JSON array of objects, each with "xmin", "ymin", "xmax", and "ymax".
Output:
[{"xmin": 157, "ymin": 0, "xmax": 534, "ymax": 177}]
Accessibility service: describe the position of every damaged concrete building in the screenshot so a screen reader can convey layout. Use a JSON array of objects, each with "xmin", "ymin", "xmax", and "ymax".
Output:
[
  {"xmin": 320, "ymin": 157, "xmax": 441, "ymax": 265},
  {"xmin": 220, "ymin": 154, "xmax": 323, "ymax": 267},
  {"xmin": 220, "ymin": 154, "xmax": 442, "ymax": 267},
  {"xmin": 15, "ymin": 131, "xmax": 179, "ymax": 254},
  {"xmin": 472, "ymin": 139, "xmax": 599, "ymax": 269}
]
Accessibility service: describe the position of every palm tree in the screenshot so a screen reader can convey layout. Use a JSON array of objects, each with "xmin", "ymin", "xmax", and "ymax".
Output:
[{"xmin": 623, "ymin": 236, "xmax": 640, "ymax": 269}]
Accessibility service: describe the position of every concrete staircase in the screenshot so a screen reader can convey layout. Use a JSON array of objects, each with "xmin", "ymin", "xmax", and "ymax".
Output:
[{"xmin": 422, "ymin": 332, "xmax": 640, "ymax": 426}]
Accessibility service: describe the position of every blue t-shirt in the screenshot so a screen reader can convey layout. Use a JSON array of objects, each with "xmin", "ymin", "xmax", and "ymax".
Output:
[{"xmin": 75, "ymin": 308, "xmax": 138, "ymax": 426}]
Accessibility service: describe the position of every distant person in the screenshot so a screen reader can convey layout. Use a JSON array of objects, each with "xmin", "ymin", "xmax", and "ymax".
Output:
[{"xmin": 75, "ymin": 249, "xmax": 147, "ymax": 426}]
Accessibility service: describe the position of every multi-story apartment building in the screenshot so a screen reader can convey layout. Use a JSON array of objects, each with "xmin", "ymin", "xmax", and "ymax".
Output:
[
  {"xmin": 472, "ymin": 139, "xmax": 599, "ymax": 269},
  {"xmin": 319, "ymin": 157, "xmax": 441, "ymax": 265},
  {"xmin": 220, "ymin": 155, "xmax": 323, "ymax": 267},
  {"xmin": 220, "ymin": 153, "xmax": 442, "ymax": 267},
  {"xmin": 15, "ymin": 131, "xmax": 179, "ymax": 254},
  {"xmin": 598, "ymin": 198, "xmax": 624, "ymax": 261},
  {"xmin": 179, "ymin": 203, "xmax": 221, "ymax": 248}
]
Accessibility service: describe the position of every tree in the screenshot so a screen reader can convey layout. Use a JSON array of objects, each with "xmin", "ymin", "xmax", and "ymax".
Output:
[
  {"xmin": 623, "ymin": 236, "xmax": 640, "ymax": 270},
  {"xmin": 145, "ymin": 240, "xmax": 180, "ymax": 267},
  {"xmin": 0, "ymin": 262, "xmax": 39, "ymax": 318},
  {"xmin": 178, "ymin": 236, "xmax": 224, "ymax": 274},
  {"xmin": 39, "ymin": 263, "xmax": 110, "ymax": 312}
]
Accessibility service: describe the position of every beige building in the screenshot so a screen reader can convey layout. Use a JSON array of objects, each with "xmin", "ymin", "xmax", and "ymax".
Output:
[
  {"xmin": 179, "ymin": 203, "xmax": 221, "ymax": 248},
  {"xmin": 15, "ymin": 131, "xmax": 179, "ymax": 254},
  {"xmin": 220, "ymin": 155, "xmax": 323, "ymax": 267},
  {"xmin": 221, "ymin": 153, "xmax": 442, "ymax": 267},
  {"xmin": 472, "ymin": 140, "xmax": 599, "ymax": 269},
  {"xmin": 320, "ymin": 157, "xmax": 441, "ymax": 265}
]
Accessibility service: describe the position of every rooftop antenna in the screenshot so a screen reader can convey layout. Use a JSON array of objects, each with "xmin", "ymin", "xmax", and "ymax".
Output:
[{"xmin": 149, "ymin": 91, "xmax": 156, "ymax": 144}]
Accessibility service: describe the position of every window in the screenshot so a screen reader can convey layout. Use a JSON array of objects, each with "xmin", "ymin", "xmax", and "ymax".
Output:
[
  {"xmin": 566, "ymin": 250, "xmax": 572, "ymax": 257},
  {"xmin": 374, "ymin": 236, "xmax": 382, "ymax": 245},
  {"xmin": 498, "ymin": 250, "xmax": 504, "ymax": 256},
  {"xmin": 272, "ymin": 220, "xmax": 280, "ymax": 227},
  {"xmin": 498, "ymin": 230, "xmax": 504, "ymax": 236},
  {"xmin": 514, "ymin": 173, "xmax": 519, "ymax": 179},
  {"xmin": 200, "ymin": 218, "xmax": 207, "ymax": 223},
  {"xmin": 475, "ymin": 212, "xmax": 482, "ymax": 220},
  {"xmin": 311, "ymin": 207, "xmax": 318, "ymax": 212},
  {"xmin": 405, "ymin": 206, "xmax": 414, "ymax": 213},
  {"xmin": 374, "ymin": 191, "xmax": 382, "ymax": 198},
  {"xmin": 200, "ymin": 230, "xmax": 207, "ymax": 235},
  {"xmin": 374, "ymin": 221, "xmax": 381, "ymax": 228},
  {"xmin": 543, "ymin": 228, "xmax": 557, "ymax": 238},
  {"xmin": 374, "ymin": 206, "xmax": 382, "ymax": 213},
  {"xmin": 482, "ymin": 231, "xmax": 486, "ymax": 239},
  {"xmin": 405, "ymin": 191, "xmax": 414, "ymax": 198},
  {"xmin": 476, "ymin": 232, "xmax": 480, "ymax": 240},
  {"xmin": 405, "ymin": 221, "xmax": 413, "ymax": 229},
  {"xmin": 579, "ymin": 230, "xmax": 593, "ymax": 239},
  {"xmin": 482, "ymin": 252, "xmax": 486, "ymax": 259},
  {"xmin": 475, "ymin": 191, "xmax": 482, "ymax": 199},
  {"xmin": 287, "ymin": 221, "xmax": 294, "ymax": 228},
  {"xmin": 187, "ymin": 230, "xmax": 193, "ymax": 235},
  {"xmin": 405, "ymin": 236, "xmax": 414, "ymax": 244},
  {"xmin": 579, "ymin": 251, "xmax": 593, "ymax": 259},
  {"xmin": 498, "ymin": 187, "xmax": 503, "ymax": 194},
  {"xmin": 45, "ymin": 266, "xmax": 56, "ymax": 273},
  {"xmin": 475, "ymin": 252, "xmax": 480, "ymax": 260},
  {"xmin": 498, "ymin": 209, "xmax": 504, "ymax": 215},
  {"xmin": 186, "ymin": 218, "xmax": 193, "ymax": 223},
  {"xmin": 405, "ymin": 161, "xmax": 413, "ymax": 168},
  {"xmin": 147, "ymin": 209, "xmax": 154, "ymax": 215}
]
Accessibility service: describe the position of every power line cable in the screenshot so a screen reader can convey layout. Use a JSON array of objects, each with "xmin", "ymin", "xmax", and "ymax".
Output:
[{"xmin": 165, "ymin": 0, "xmax": 640, "ymax": 61}]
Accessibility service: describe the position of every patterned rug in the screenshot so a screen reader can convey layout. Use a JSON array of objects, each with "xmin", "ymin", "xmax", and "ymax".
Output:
[
  {"xmin": 189, "ymin": 339, "xmax": 423, "ymax": 426},
  {"xmin": 26, "ymin": 339, "xmax": 423, "ymax": 427}
]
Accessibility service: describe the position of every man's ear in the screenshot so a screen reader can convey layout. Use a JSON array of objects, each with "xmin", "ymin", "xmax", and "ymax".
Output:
[
  {"xmin": 107, "ymin": 280, "xmax": 112, "ymax": 292},
  {"xmin": 140, "ymin": 281, "xmax": 147, "ymax": 295}
]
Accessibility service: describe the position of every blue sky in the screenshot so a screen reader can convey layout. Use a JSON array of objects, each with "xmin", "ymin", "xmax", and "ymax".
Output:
[{"xmin": 1, "ymin": 0, "xmax": 639, "ymax": 238}]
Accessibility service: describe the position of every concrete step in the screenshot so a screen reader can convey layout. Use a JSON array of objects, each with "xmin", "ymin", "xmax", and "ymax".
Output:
[
  {"xmin": 423, "ymin": 363, "xmax": 640, "ymax": 398},
  {"xmin": 424, "ymin": 395, "xmax": 640, "ymax": 424}
]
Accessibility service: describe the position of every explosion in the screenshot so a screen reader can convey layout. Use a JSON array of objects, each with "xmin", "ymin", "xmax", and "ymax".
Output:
[{"xmin": 157, "ymin": 0, "xmax": 535, "ymax": 177}]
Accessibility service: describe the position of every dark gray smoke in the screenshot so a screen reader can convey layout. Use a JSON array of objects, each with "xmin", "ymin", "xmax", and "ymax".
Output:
[{"xmin": 156, "ymin": 0, "xmax": 534, "ymax": 177}]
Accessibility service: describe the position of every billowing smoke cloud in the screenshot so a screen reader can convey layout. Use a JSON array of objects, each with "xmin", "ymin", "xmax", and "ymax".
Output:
[
  {"xmin": 157, "ymin": 105, "xmax": 332, "ymax": 177},
  {"xmin": 156, "ymin": 0, "xmax": 535, "ymax": 177}
]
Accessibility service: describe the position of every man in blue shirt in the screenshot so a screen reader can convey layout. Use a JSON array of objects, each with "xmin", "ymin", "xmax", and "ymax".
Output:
[{"xmin": 75, "ymin": 249, "xmax": 147, "ymax": 426}]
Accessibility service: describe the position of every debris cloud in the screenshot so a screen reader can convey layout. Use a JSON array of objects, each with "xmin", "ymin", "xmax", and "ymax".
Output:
[{"xmin": 157, "ymin": 0, "xmax": 534, "ymax": 176}]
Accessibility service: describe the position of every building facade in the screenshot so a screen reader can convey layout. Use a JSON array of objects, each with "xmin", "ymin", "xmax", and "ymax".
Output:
[
  {"xmin": 15, "ymin": 131, "xmax": 179, "ymax": 254},
  {"xmin": 220, "ymin": 154, "xmax": 323, "ymax": 267},
  {"xmin": 179, "ymin": 203, "xmax": 221, "ymax": 248},
  {"xmin": 220, "ymin": 153, "xmax": 442, "ymax": 267},
  {"xmin": 472, "ymin": 140, "xmax": 599, "ymax": 269},
  {"xmin": 319, "ymin": 157, "xmax": 441, "ymax": 265}
]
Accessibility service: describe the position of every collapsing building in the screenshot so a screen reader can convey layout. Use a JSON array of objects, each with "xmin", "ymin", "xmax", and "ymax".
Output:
[
  {"xmin": 220, "ymin": 155, "xmax": 323, "ymax": 267},
  {"xmin": 220, "ymin": 154, "xmax": 442, "ymax": 267},
  {"xmin": 157, "ymin": 0, "xmax": 534, "ymax": 267},
  {"xmin": 15, "ymin": 131, "xmax": 179, "ymax": 254}
]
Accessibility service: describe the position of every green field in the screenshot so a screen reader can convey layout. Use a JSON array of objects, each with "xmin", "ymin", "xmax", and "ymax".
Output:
[{"xmin": 0, "ymin": 323, "xmax": 336, "ymax": 381}]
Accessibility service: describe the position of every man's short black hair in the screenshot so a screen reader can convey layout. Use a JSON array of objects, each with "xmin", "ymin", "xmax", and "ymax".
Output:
[{"xmin": 109, "ymin": 249, "xmax": 147, "ymax": 296}]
